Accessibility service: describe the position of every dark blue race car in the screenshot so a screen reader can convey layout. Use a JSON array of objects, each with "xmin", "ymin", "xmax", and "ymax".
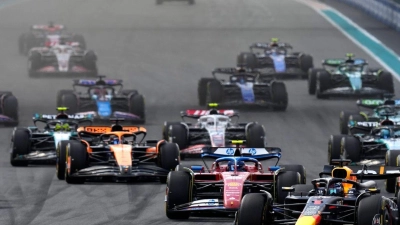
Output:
[
  {"xmin": 197, "ymin": 68, "xmax": 288, "ymax": 111},
  {"xmin": 57, "ymin": 75, "xmax": 145, "ymax": 124}
]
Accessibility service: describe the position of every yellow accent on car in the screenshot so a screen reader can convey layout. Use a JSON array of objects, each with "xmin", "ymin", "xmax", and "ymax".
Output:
[{"xmin": 231, "ymin": 140, "xmax": 244, "ymax": 144}]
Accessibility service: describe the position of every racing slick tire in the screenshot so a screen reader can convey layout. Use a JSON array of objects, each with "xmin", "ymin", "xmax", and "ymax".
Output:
[
  {"xmin": 308, "ymin": 68, "xmax": 324, "ymax": 95},
  {"xmin": 328, "ymin": 135, "xmax": 346, "ymax": 164},
  {"xmin": 162, "ymin": 122, "xmax": 182, "ymax": 140},
  {"xmin": 385, "ymin": 150, "xmax": 400, "ymax": 193},
  {"xmin": 245, "ymin": 123, "xmax": 266, "ymax": 148},
  {"xmin": 84, "ymin": 51, "xmax": 97, "ymax": 76},
  {"xmin": 166, "ymin": 171, "xmax": 192, "ymax": 219},
  {"xmin": 65, "ymin": 141, "xmax": 87, "ymax": 184},
  {"xmin": 72, "ymin": 34, "xmax": 86, "ymax": 49},
  {"xmin": 377, "ymin": 71, "xmax": 394, "ymax": 94},
  {"xmin": 235, "ymin": 193, "xmax": 273, "ymax": 225},
  {"xmin": 357, "ymin": 195, "xmax": 388, "ymax": 225},
  {"xmin": 270, "ymin": 81, "xmax": 288, "ymax": 111},
  {"xmin": 167, "ymin": 124, "xmax": 188, "ymax": 159},
  {"xmin": 299, "ymin": 54, "xmax": 313, "ymax": 79},
  {"xmin": 58, "ymin": 92, "xmax": 78, "ymax": 114},
  {"xmin": 158, "ymin": 142, "xmax": 180, "ymax": 183},
  {"xmin": 10, "ymin": 128, "xmax": 30, "ymax": 167},
  {"xmin": 237, "ymin": 52, "xmax": 258, "ymax": 69},
  {"xmin": 56, "ymin": 140, "xmax": 74, "ymax": 180},
  {"xmin": 129, "ymin": 94, "xmax": 145, "ymax": 124},
  {"xmin": 28, "ymin": 51, "xmax": 42, "ymax": 77},
  {"xmin": 56, "ymin": 90, "xmax": 74, "ymax": 108},
  {"xmin": 341, "ymin": 136, "xmax": 361, "ymax": 163},
  {"xmin": 280, "ymin": 165, "xmax": 306, "ymax": 184},
  {"xmin": 197, "ymin": 78, "xmax": 215, "ymax": 106},
  {"xmin": 347, "ymin": 114, "xmax": 367, "ymax": 135},
  {"xmin": 19, "ymin": 32, "xmax": 35, "ymax": 55},
  {"xmin": 207, "ymin": 80, "xmax": 223, "ymax": 104},
  {"xmin": 276, "ymin": 171, "xmax": 300, "ymax": 204},
  {"xmin": 339, "ymin": 110, "xmax": 359, "ymax": 135},
  {"xmin": 1, "ymin": 93, "xmax": 19, "ymax": 126},
  {"xmin": 316, "ymin": 70, "xmax": 331, "ymax": 99}
]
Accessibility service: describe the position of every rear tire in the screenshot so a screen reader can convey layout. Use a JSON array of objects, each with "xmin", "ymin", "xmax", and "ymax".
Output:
[
  {"xmin": 308, "ymin": 68, "xmax": 323, "ymax": 94},
  {"xmin": 299, "ymin": 54, "xmax": 313, "ymax": 77},
  {"xmin": 72, "ymin": 34, "xmax": 86, "ymax": 49},
  {"xmin": 84, "ymin": 51, "xmax": 97, "ymax": 73},
  {"xmin": 328, "ymin": 135, "xmax": 346, "ymax": 164},
  {"xmin": 237, "ymin": 52, "xmax": 258, "ymax": 69},
  {"xmin": 58, "ymin": 92, "xmax": 78, "ymax": 114},
  {"xmin": 377, "ymin": 71, "xmax": 394, "ymax": 94},
  {"xmin": 65, "ymin": 141, "xmax": 87, "ymax": 184},
  {"xmin": 197, "ymin": 78, "xmax": 214, "ymax": 106},
  {"xmin": 129, "ymin": 94, "xmax": 145, "ymax": 123},
  {"xmin": 245, "ymin": 123, "xmax": 265, "ymax": 148},
  {"xmin": 316, "ymin": 71, "xmax": 331, "ymax": 99},
  {"xmin": 280, "ymin": 165, "xmax": 306, "ymax": 184},
  {"xmin": 270, "ymin": 81, "xmax": 288, "ymax": 111},
  {"xmin": 167, "ymin": 124, "xmax": 188, "ymax": 151},
  {"xmin": 276, "ymin": 171, "xmax": 300, "ymax": 204},
  {"xmin": 207, "ymin": 80, "xmax": 223, "ymax": 103},
  {"xmin": 28, "ymin": 51, "xmax": 42, "ymax": 77},
  {"xmin": 235, "ymin": 193, "xmax": 273, "ymax": 225},
  {"xmin": 159, "ymin": 143, "xmax": 180, "ymax": 183},
  {"xmin": 2, "ymin": 94, "xmax": 19, "ymax": 126},
  {"xmin": 166, "ymin": 171, "xmax": 191, "ymax": 219},
  {"xmin": 339, "ymin": 111, "xmax": 358, "ymax": 134},
  {"xmin": 10, "ymin": 128, "xmax": 30, "ymax": 167},
  {"xmin": 56, "ymin": 140, "xmax": 74, "ymax": 180},
  {"xmin": 341, "ymin": 136, "xmax": 361, "ymax": 163},
  {"xmin": 385, "ymin": 150, "xmax": 400, "ymax": 193}
]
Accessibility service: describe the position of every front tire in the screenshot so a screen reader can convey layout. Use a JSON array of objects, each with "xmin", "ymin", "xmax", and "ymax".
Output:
[
  {"xmin": 235, "ymin": 193, "xmax": 273, "ymax": 225},
  {"xmin": 129, "ymin": 94, "xmax": 145, "ymax": 123},
  {"xmin": 385, "ymin": 150, "xmax": 400, "ymax": 193},
  {"xmin": 166, "ymin": 171, "xmax": 192, "ymax": 219},
  {"xmin": 270, "ymin": 81, "xmax": 288, "ymax": 111},
  {"xmin": 158, "ymin": 143, "xmax": 180, "ymax": 183},
  {"xmin": 245, "ymin": 123, "xmax": 266, "ymax": 148},
  {"xmin": 65, "ymin": 141, "xmax": 87, "ymax": 184},
  {"xmin": 10, "ymin": 128, "xmax": 30, "ymax": 167},
  {"xmin": 56, "ymin": 140, "xmax": 74, "ymax": 180}
]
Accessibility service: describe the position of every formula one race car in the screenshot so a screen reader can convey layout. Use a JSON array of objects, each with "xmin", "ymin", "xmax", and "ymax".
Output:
[
  {"xmin": 57, "ymin": 119, "xmax": 180, "ymax": 184},
  {"xmin": 197, "ymin": 67, "xmax": 288, "ymax": 110},
  {"xmin": 248, "ymin": 38, "xmax": 313, "ymax": 79},
  {"xmin": 156, "ymin": 0, "xmax": 194, "ymax": 5},
  {"xmin": 329, "ymin": 123, "xmax": 400, "ymax": 192},
  {"xmin": 235, "ymin": 162, "xmax": 400, "ymax": 225},
  {"xmin": 0, "ymin": 92, "xmax": 18, "ymax": 126},
  {"xmin": 165, "ymin": 142, "xmax": 306, "ymax": 220},
  {"xmin": 308, "ymin": 53, "xmax": 394, "ymax": 99},
  {"xmin": 57, "ymin": 76, "xmax": 145, "ymax": 123},
  {"xmin": 339, "ymin": 98, "xmax": 400, "ymax": 134},
  {"xmin": 19, "ymin": 22, "xmax": 86, "ymax": 55},
  {"xmin": 10, "ymin": 107, "xmax": 92, "ymax": 167},
  {"xmin": 27, "ymin": 40, "xmax": 97, "ymax": 77},
  {"xmin": 163, "ymin": 105, "xmax": 266, "ymax": 156}
]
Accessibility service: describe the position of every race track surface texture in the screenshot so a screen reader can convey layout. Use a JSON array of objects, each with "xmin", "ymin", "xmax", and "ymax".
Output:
[{"xmin": 0, "ymin": 0, "xmax": 399, "ymax": 224}]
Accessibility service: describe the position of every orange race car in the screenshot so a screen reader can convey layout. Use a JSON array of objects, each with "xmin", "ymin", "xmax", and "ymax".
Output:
[{"xmin": 56, "ymin": 119, "xmax": 180, "ymax": 184}]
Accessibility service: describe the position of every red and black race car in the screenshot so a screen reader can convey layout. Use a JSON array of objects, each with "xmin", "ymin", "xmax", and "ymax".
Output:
[{"xmin": 165, "ymin": 141, "xmax": 306, "ymax": 219}]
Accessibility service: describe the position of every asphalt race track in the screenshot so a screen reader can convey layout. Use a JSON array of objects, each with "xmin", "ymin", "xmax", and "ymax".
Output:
[{"xmin": 0, "ymin": 0, "xmax": 399, "ymax": 224}]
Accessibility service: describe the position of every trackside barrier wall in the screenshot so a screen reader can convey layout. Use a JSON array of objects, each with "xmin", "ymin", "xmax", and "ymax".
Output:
[{"xmin": 331, "ymin": 0, "xmax": 400, "ymax": 31}]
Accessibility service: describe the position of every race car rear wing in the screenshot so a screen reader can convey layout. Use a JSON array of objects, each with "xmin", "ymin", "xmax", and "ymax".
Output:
[
  {"xmin": 211, "ymin": 67, "xmax": 261, "ymax": 78},
  {"xmin": 322, "ymin": 58, "xmax": 367, "ymax": 67},
  {"xmin": 73, "ymin": 79, "xmax": 123, "ymax": 87},
  {"xmin": 181, "ymin": 109, "xmax": 238, "ymax": 118},
  {"xmin": 201, "ymin": 146, "xmax": 282, "ymax": 160},
  {"xmin": 356, "ymin": 98, "xmax": 399, "ymax": 109},
  {"xmin": 249, "ymin": 42, "xmax": 293, "ymax": 50}
]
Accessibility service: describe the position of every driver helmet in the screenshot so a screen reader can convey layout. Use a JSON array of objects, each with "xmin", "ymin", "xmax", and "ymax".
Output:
[
  {"xmin": 270, "ymin": 38, "xmax": 279, "ymax": 47},
  {"xmin": 227, "ymin": 161, "xmax": 246, "ymax": 172},
  {"xmin": 209, "ymin": 109, "xmax": 219, "ymax": 115},
  {"xmin": 345, "ymin": 53, "xmax": 355, "ymax": 64},
  {"xmin": 328, "ymin": 182, "xmax": 344, "ymax": 196},
  {"xmin": 109, "ymin": 135, "xmax": 119, "ymax": 144},
  {"xmin": 379, "ymin": 128, "xmax": 391, "ymax": 139}
]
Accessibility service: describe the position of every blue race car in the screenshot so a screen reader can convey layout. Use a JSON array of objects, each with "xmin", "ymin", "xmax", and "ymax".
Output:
[
  {"xmin": 10, "ymin": 107, "xmax": 92, "ymax": 166},
  {"xmin": 197, "ymin": 68, "xmax": 288, "ymax": 111},
  {"xmin": 248, "ymin": 38, "xmax": 314, "ymax": 79},
  {"xmin": 57, "ymin": 75, "xmax": 145, "ymax": 123},
  {"xmin": 308, "ymin": 54, "xmax": 394, "ymax": 99}
]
